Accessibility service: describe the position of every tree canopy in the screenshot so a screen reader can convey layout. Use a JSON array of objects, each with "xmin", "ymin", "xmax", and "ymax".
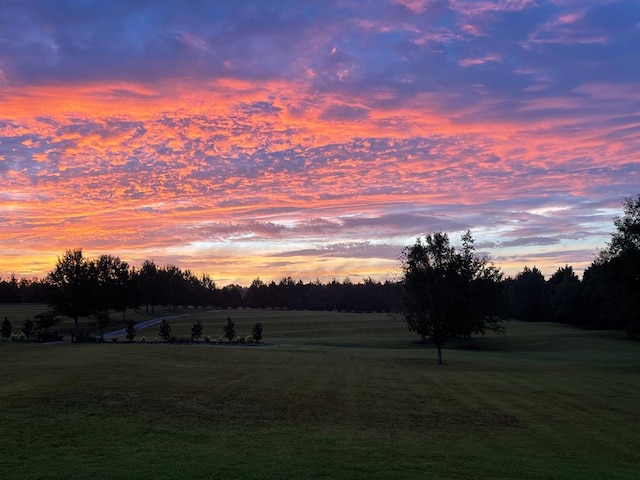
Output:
[{"xmin": 400, "ymin": 231, "xmax": 504, "ymax": 364}]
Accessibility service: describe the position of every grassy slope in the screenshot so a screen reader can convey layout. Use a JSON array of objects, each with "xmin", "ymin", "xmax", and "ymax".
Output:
[{"xmin": 1, "ymin": 310, "xmax": 639, "ymax": 479}]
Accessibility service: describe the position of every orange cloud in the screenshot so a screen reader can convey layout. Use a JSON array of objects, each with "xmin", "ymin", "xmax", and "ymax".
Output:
[{"xmin": 0, "ymin": 74, "xmax": 632, "ymax": 283}]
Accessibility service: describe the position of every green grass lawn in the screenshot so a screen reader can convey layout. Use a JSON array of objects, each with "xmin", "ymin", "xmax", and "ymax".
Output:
[{"xmin": 1, "ymin": 309, "xmax": 639, "ymax": 479}]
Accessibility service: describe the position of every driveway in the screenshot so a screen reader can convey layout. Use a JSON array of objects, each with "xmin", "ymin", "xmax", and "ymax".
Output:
[{"xmin": 102, "ymin": 314, "xmax": 189, "ymax": 340}]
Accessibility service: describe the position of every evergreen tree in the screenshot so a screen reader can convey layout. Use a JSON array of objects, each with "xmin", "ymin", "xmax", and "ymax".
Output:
[
  {"xmin": 191, "ymin": 319, "xmax": 203, "ymax": 341},
  {"xmin": 125, "ymin": 319, "xmax": 136, "ymax": 342},
  {"xmin": 1, "ymin": 317, "xmax": 11, "ymax": 338},
  {"xmin": 159, "ymin": 319, "xmax": 172, "ymax": 342},
  {"xmin": 21, "ymin": 319, "xmax": 34, "ymax": 339},
  {"xmin": 223, "ymin": 317, "xmax": 236, "ymax": 342},
  {"xmin": 252, "ymin": 321, "xmax": 263, "ymax": 343}
]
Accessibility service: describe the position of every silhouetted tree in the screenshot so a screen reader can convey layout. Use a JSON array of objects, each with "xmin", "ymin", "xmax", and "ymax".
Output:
[
  {"xmin": 21, "ymin": 319, "xmax": 34, "ymax": 339},
  {"xmin": 191, "ymin": 319, "xmax": 203, "ymax": 341},
  {"xmin": 223, "ymin": 317, "xmax": 236, "ymax": 342},
  {"xmin": 1, "ymin": 317, "xmax": 11, "ymax": 338},
  {"xmin": 138, "ymin": 260, "xmax": 159, "ymax": 314},
  {"xmin": 95, "ymin": 254, "xmax": 131, "ymax": 321},
  {"xmin": 47, "ymin": 249, "xmax": 96, "ymax": 329},
  {"xmin": 219, "ymin": 284, "xmax": 242, "ymax": 308},
  {"xmin": 546, "ymin": 265, "xmax": 583, "ymax": 325},
  {"xmin": 34, "ymin": 311, "xmax": 61, "ymax": 341},
  {"xmin": 584, "ymin": 195, "xmax": 640, "ymax": 335},
  {"xmin": 158, "ymin": 319, "xmax": 172, "ymax": 342},
  {"xmin": 508, "ymin": 267, "xmax": 546, "ymax": 321},
  {"xmin": 400, "ymin": 231, "xmax": 504, "ymax": 364},
  {"xmin": 252, "ymin": 321, "xmax": 263, "ymax": 343},
  {"xmin": 125, "ymin": 319, "xmax": 136, "ymax": 342},
  {"xmin": 34, "ymin": 311, "xmax": 60, "ymax": 332}
]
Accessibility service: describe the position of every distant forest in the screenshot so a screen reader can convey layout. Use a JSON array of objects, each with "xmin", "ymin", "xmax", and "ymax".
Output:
[{"xmin": 1, "ymin": 195, "xmax": 639, "ymax": 337}]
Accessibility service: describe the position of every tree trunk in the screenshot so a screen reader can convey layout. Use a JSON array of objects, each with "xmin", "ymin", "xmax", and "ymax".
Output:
[{"xmin": 437, "ymin": 344, "xmax": 442, "ymax": 365}]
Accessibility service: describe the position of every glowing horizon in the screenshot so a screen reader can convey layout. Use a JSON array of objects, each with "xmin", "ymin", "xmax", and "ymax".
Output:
[{"xmin": 1, "ymin": 1, "xmax": 639, "ymax": 285}]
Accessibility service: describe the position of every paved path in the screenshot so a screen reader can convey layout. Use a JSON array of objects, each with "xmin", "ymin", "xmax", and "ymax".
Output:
[{"xmin": 102, "ymin": 314, "xmax": 189, "ymax": 340}]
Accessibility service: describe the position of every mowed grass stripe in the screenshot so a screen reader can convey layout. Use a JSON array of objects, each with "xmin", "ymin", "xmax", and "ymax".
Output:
[{"xmin": 1, "ymin": 310, "xmax": 639, "ymax": 479}]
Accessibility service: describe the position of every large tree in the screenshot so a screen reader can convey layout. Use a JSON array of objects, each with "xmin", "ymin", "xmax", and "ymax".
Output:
[
  {"xmin": 47, "ymin": 249, "xmax": 97, "ymax": 330},
  {"xmin": 546, "ymin": 265, "xmax": 583, "ymax": 325},
  {"xmin": 95, "ymin": 254, "xmax": 131, "ymax": 322},
  {"xmin": 400, "ymin": 231, "xmax": 504, "ymax": 364},
  {"xmin": 584, "ymin": 195, "xmax": 640, "ymax": 335},
  {"xmin": 508, "ymin": 267, "xmax": 546, "ymax": 322},
  {"xmin": 137, "ymin": 260, "xmax": 159, "ymax": 314}
]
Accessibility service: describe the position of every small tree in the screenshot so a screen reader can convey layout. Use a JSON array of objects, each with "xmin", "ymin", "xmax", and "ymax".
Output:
[
  {"xmin": 1, "ymin": 317, "xmax": 12, "ymax": 339},
  {"xmin": 34, "ymin": 311, "xmax": 61, "ymax": 334},
  {"xmin": 159, "ymin": 319, "xmax": 172, "ymax": 342},
  {"xmin": 21, "ymin": 319, "xmax": 34, "ymax": 339},
  {"xmin": 191, "ymin": 319, "xmax": 203, "ymax": 341},
  {"xmin": 223, "ymin": 317, "xmax": 236, "ymax": 342},
  {"xmin": 125, "ymin": 319, "xmax": 136, "ymax": 342},
  {"xmin": 251, "ymin": 321, "xmax": 263, "ymax": 343}
]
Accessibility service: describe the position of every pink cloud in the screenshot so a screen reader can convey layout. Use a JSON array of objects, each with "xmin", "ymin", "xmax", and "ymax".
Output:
[
  {"xmin": 458, "ymin": 53, "xmax": 503, "ymax": 67},
  {"xmin": 176, "ymin": 32, "xmax": 210, "ymax": 52}
]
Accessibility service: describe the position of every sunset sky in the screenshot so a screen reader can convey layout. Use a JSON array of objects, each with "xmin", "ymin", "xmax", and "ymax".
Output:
[{"xmin": 1, "ymin": 0, "xmax": 639, "ymax": 285}]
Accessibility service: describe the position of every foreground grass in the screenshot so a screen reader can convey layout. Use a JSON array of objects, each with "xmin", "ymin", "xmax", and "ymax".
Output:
[{"xmin": 1, "ymin": 311, "xmax": 639, "ymax": 479}]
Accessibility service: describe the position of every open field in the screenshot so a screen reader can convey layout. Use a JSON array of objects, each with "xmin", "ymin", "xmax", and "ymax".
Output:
[{"xmin": 1, "ymin": 309, "xmax": 639, "ymax": 479}]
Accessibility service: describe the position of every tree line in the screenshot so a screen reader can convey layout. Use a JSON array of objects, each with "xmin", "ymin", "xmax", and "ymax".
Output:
[
  {"xmin": 1, "ymin": 194, "xmax": 638, "ymax": 340},
  {"xmin": 0, "ymin": 255, "xmax": 402, "ymax": 328}
]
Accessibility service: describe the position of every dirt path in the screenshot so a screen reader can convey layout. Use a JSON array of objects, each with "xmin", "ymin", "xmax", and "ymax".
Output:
[{"xmin": 102, "ymin": 314, "xmax": 189, "ymax": 340}]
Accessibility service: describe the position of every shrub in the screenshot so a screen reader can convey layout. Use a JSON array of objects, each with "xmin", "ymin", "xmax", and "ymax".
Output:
[
  {"xmin": 251, "ymin": 322, "xmax": 263, "ymax": 343},
  {"xmin": 245, "ymin": 335, "xmax": 254, "ymax": 343},
  {"xmin": 21, "ymin": 319, "xmax": 34, "ymax": 339},
  {"xmin": 204, "ymin": 335, "xmax": 212, "ymax": 343},
  {"xmin": 12, "ymin": 331, "xmax": 27, "ymax": 342},
  {"xmin": 191, "ymin": 319, "xmax": 203, "ymax": 341},
  {"xmin": 1, "ymin": 317, "xmax": 12, "ymax": 339},
  {"xmin": 125, "ymin": 319, "xmax": 136, "ymax": 342},
  {"xmin": 223, "ymin": 317, "xmax": 236, "ymax": 342},
  {"xmin": 217, "ymin": 336, "xmax": 225, "ymax": 343},
  {"xmin": 159, "ymin": 319, "xmax": 172, "ymax": 342},
  {"xmin": 141, "ymin": 336, "xmax": 146, "ymax": 343},
  {"xmin": 154, "ymin": 336, "xmax": 159, "ymax": 343},
  {"xmin": 34, "ymin": 311, "xmax": 61, "ymax": 333}
]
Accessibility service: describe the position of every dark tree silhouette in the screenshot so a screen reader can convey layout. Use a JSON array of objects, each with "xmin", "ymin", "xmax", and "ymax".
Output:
[
  {"xmin": 95, "ymin": 254, "xmax": 131, "ymax": 321},
  {"xmin": 1, "ymin": 317, "xmax": 11, "ymax": 338},
  {"xmin": 47, "ymin": 249, "xmax": 96, "ymax": 330},
  {"xmin": 400, "ymin": 231, "xmax": 504, "ymax": 365},
  {"xmin": 138, "ymin": 260, "xmax": 159, "ymax": 314},
  {"xmin": 223, "ymin": 317, "xmax": 236, "ymax": 342},
  {"xmin": 508, "ymin": 267, "xmax": 546, "ymax": 322},
  {"xmin": 159, "ymin": 319, "xmax": 172, "ymax": 342},
  {"xmin": 191, "ymin": 319, "xmax": 203, "ymax": 341},
  {"xmin": 125, "ymin": 319, "xmax": 136, "ymax": 342},
  {"xmin": 584, "ymin": 195, "xmax": 640, "ymax": 335},
  {"xmin": 252, "ymin": 321, "xmax": 263, "ymax": 343},
  {"xmin": 546, "ymin": 265, "xmax": 583, "ymax": 325},
  {"xmin": 21, "ymin": 319, "xmax": 34, "ymax": 339}
]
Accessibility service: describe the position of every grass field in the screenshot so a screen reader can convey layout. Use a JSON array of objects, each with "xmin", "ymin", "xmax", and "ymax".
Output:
[{"xmin": 1, "ymin": 308, "xmax": 639, "ymax": 479}]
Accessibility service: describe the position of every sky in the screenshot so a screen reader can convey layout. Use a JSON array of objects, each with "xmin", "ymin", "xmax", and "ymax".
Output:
[{"xmin": 1, "ymin": 0, "xmax": 639, "ymax": 286}]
